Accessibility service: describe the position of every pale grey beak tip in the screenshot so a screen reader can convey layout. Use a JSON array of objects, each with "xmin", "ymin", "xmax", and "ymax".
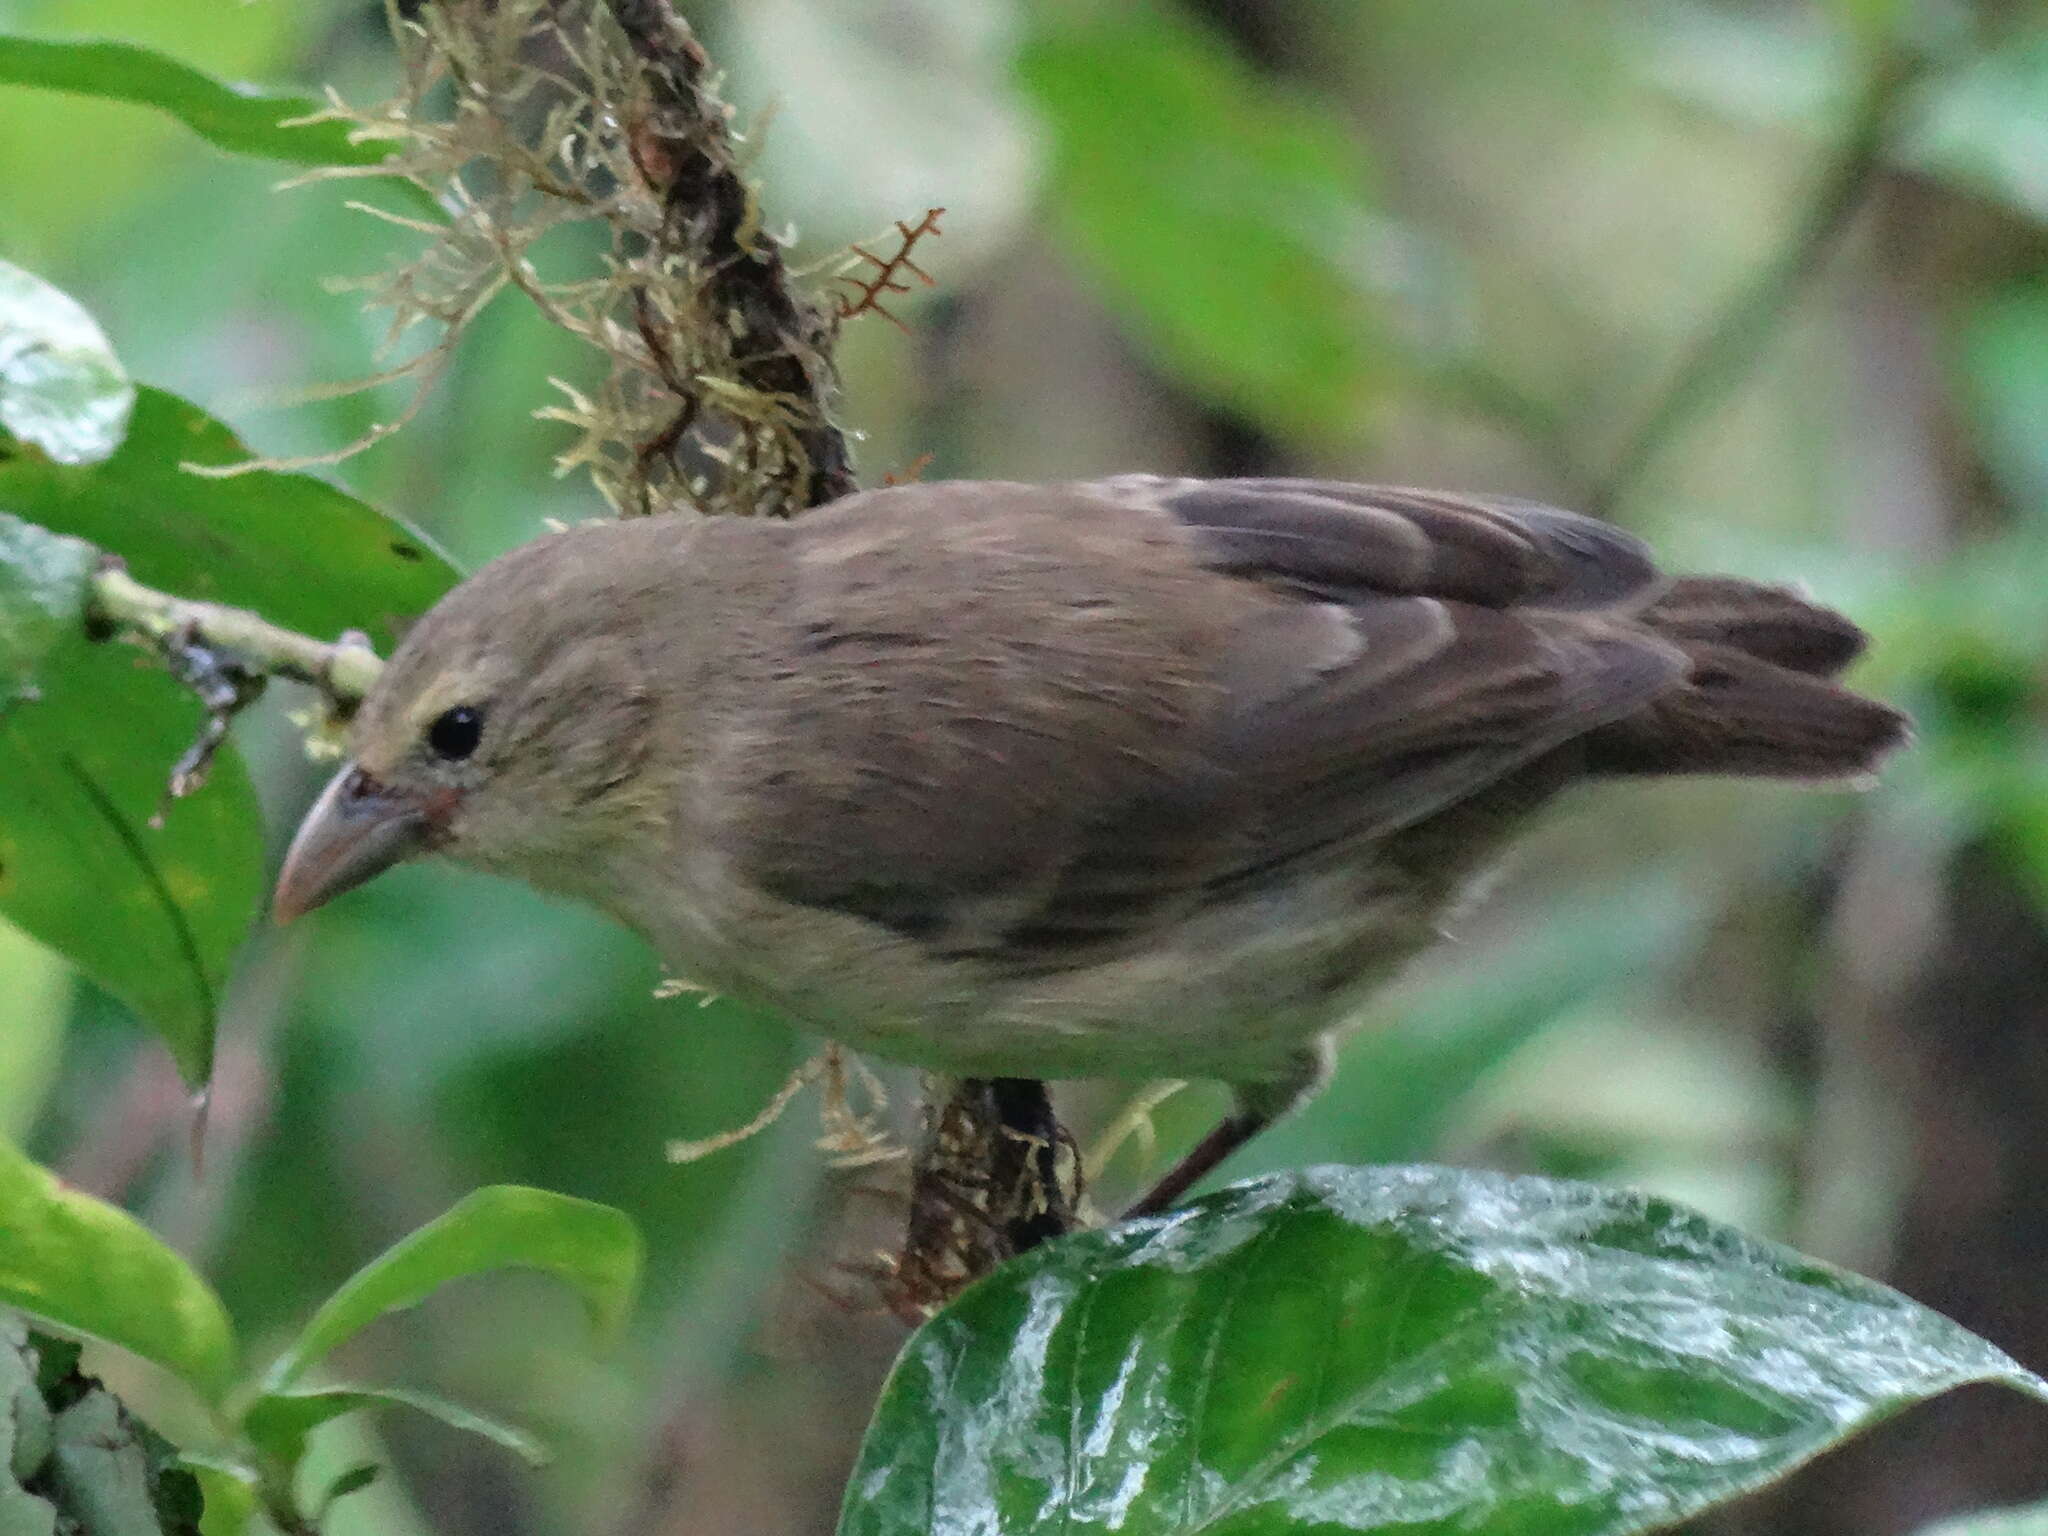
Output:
[{"xmin": 273, "ymin": 762, "xmax": 429, "ymax": 924}]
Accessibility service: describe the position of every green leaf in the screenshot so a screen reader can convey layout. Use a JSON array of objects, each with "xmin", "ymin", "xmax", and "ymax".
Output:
[
  {"xmin": 0, "ymin": 277, "xmax": 445, "ymax": 1080},
  {"xmin": 267, "ymin": 1187, "xmax": 642, "ymax": 1391},
  {"xmin": 1954, "ymin": 282, "xmax": 2048, "ymax": 519},
  {"xmin": 316, "ymin": 1463, "xmax": 381, "ymax": 1517},
  {"xmin": 842, "ymin": 1165, "xmax": 2048, "ymax": 1536},
  {"xmin": 0, "ymin": 587, "xmax": 265, "ymax": 1083},
  {"xmin": 0, "ymin": 386, "xmax": 457, "ymax": 647},
  {"xmin": 0, "ymin": 34, "xmax": 389, "ymax": 169},
  {"xmin": 1918, "ymin": 1498, "xmax": 2048, "ymax": 1536},
  {"xmin": 180, "ymin": 1459, "xmax": 256, "ymax": 1536},
  {"xmin": 0, "ymin": 1139, "xmax": 236, "ymax": 1404},
  {"xmin": 1018, "ymin": 8, "xmax": 1386, "ymax": 443},
  {"xmin": 0, "ymin": 259, "xmax": 134, "ymax": 466},
  {"xmin": 0, "ymin": 513, "xmax": 95, "ymax": 705},
  {"xmin": 242, "ymin": 1385, "xmax": 543, "ymax": 1472}
]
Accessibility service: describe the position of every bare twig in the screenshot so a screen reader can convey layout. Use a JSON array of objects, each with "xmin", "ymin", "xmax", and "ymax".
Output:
[
  {"xmin": 86, "ymin": 561, "xmax": 382, "ymax": 806},
  {"xmin": 87, "ymin": 564, "xmax": 383, "ymax": 706},
  {"xmin": 833, "ymin": 208, "xmax": 946, "ymax": 332},
  {"xmin": 1587, "ymin": 48, "xmax": 1923, "ymax": 517}
]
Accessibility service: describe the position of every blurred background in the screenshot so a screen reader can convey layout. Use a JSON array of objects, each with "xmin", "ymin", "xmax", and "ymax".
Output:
[{"xmin": 3, "ymin": 0, "xmax": 2047, "ymax": 1531}]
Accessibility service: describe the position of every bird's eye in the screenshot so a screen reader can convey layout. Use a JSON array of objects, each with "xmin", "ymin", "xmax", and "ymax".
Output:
[{"xmin": 426, "ymin": 705, "xmax": 484, "ymax": 761}]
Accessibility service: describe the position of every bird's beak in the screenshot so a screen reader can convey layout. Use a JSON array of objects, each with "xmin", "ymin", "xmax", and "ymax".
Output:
[{"xmin": 273, "ymin": 763, "xmax": 432, "ymax": 923}]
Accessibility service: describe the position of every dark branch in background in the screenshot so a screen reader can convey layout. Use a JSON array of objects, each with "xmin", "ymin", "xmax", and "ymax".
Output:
[{"xmin": 1587, "ymin": 48, "xmax": 1923, "ymax": 518}]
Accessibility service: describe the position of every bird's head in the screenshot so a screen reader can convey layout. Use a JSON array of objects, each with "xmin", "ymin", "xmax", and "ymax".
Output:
[{"xmin": 273, "ymin": 520, "xmax": 691, "ymax": 922}]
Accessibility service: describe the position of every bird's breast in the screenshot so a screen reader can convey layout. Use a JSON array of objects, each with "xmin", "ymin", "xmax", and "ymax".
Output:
[{"xmin": 631, "ymin": 847, "xmax": 1442, "ymax": 1086}]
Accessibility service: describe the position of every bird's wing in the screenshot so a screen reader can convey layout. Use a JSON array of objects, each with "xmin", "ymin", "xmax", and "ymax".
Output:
[
  {"xmin": 713, "ymin": 477, "xmax": 1683, "ymax": 970},
  {"xmin": 1116, "ymin": 475, "xmax": 1661, "ymax": 610}
]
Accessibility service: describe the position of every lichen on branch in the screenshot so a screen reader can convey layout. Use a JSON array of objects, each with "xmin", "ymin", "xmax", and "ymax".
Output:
[{"xmin": 281, "ymin": 0, "xmax": 857, "ymax": 518}]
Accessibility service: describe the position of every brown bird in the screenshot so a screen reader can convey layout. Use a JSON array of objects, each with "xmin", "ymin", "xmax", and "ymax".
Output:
[{"xmin": 274, "ymin": 477, "xmax": 1907, "ymax": 1214}]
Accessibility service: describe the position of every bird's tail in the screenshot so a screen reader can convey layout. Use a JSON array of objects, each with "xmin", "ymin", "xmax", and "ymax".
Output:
[{"xmin": 1584, "ymin": 578, "xmax": 1910, "ymax": 780}]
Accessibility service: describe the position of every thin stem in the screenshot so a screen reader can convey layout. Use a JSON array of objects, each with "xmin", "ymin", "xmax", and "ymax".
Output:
[
  {"xmin": 1426, "ymin": 360, "xmax": 1586, "ymax": 487},
  {"xmin": 1588, "ymin": 47, "xmax": 1923, "ymax": 518},
  {"xmin": 87, "ymin": 564, "xmax": 385, "ymax": 707}
]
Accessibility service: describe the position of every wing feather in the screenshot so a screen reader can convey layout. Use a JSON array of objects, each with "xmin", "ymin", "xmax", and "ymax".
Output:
[
  {"xmin": 725, "ymin": 478, "xmax": 1683, "ymax": 973},
  {"xmin": 1097, "ymin": 474, "xmax": 1662, "ymax": 610}
]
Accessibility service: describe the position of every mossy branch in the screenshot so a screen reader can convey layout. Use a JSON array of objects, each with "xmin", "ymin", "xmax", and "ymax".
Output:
[{"xmin": 274, "ymin": 0, "xmax": 859, "ymax": 519}]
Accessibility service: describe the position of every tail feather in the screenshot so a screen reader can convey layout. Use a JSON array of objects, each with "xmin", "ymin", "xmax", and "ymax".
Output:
[
  {"xmin": 1636, "ymin": 576, "xmax": 1868, "ymax": 677},
  {"xmin": 1587, "ymin": 580, "xmax": 1909, "ymax": 780}
]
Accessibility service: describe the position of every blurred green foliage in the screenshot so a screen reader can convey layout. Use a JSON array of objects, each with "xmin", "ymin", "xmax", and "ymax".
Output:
[
  {"xmin": 1019, "ymin": 7, "xmax": 1389, "ymax": 442},
  {"xmin": 845, "ymin": 1168, "xmax": 2048, "ymax": 1536},
  {"xmin": 0, "ymin": 1137, "xmax": 638, "ymax": 1529},
  {"xmin": 0, "ymin": 34, "xmax": 388, "ymax": 168}
]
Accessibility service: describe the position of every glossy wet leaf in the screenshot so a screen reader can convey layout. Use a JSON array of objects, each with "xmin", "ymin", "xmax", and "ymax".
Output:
[
  {"xmin": 0, "ymin": 1138, "xmax": 236, "ymax": 1403},
  {"xmin": 0, "ymin": 259, "xmax": 133, "ymax": 465},
  {"xmin": 0, "ymin": 386, "xmax": 457, "ymax": 647},
  {"xmin": 1018, "ymin": 9, "xmax": 1386, "ymax": 444},
  {"xmin": 0, "ymin": 615, "xmax": 264, "ymax": 1083},
  {"xmin": 1918, "ymin": 1498, "xmax": 2048, "ymax": 1536},
  {"xmin": 842, "ymin": 1165, "xmax": 2048, "ymax": 1536},
  {"xmin": 0, "ymin": 34, "xmax": 388, "ymax": 169},
  {"xmin": 267, "ymin": 1186, "xmax": 642, "ymax": 1390},
  {"xmin": 242, "ymin": 1384, "xmax": 543, "ymax": 1471},
  {"xmin": 0, "ymin": 513, "xmax": 95, "ymax": 705}
]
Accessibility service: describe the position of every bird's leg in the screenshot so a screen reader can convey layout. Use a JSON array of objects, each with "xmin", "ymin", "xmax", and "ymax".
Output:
[
  {"xmin": 1122, "ymin": 1112, "xmax": 1271, "ymax": 1218},
  {"xmin": 1121, "ymin": 1043, "xmax": 1333, "ymax": 1220}
]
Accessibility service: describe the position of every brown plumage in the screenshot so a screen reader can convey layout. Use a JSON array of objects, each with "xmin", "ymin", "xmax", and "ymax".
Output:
[{"xmin": 276, "ymin": 476, "xmax": 1908, "ymax": 1212}]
